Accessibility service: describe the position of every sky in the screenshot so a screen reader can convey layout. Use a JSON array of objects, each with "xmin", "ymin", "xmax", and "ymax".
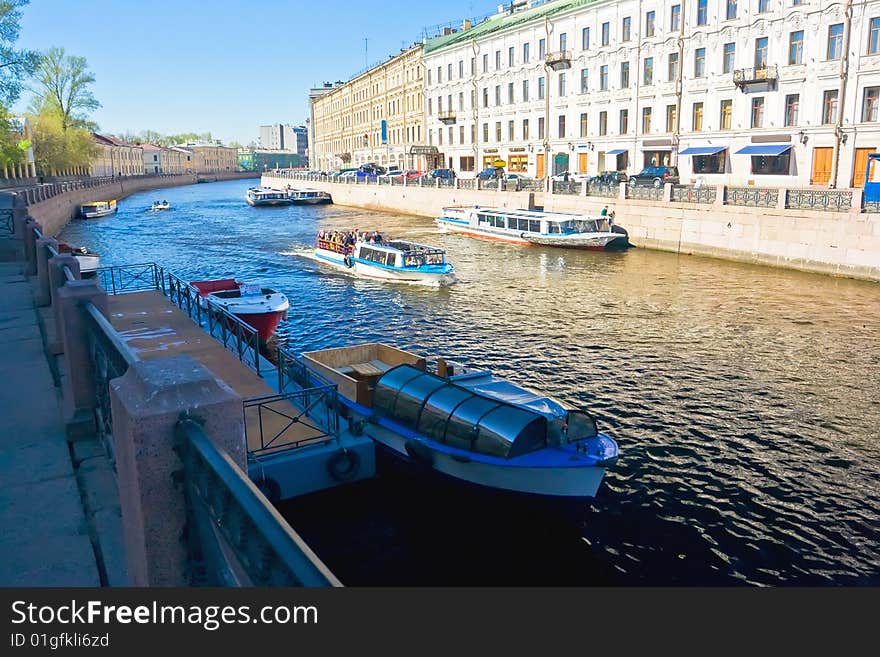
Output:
[{"xmin": 16, "ymin": 0, "xmax": 492, "ymax": 145}]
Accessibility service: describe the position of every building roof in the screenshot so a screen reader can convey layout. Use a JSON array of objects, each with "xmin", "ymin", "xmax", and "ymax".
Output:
[
  {"xmin": 90, "ymin": 133, "xmax": 142, "ymax": 149},
  {"xmin": 424, "ymin": 0, "xmax": 595, "ymax": 54}
]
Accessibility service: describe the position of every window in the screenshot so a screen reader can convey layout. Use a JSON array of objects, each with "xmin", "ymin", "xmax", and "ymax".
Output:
[
  {"xmin": 427, "ymin": 69, "xmax": 432, "ymax": 85},
  {"xmin": 642, "ymin": 107, "xmax": 652, "ymax": 132},
  {"xmin": 438, "ymin": 129, "xmax": 443, "ymax": 145},
  {"xmin": 828, "ymin": 24, "xmax": 843, "ymax": 60},
  {"xmin": 559, "ymin": 72, "xmax": 567, "ymax": 96},
  {"xmin": 863, "ymin": 87, "xmax": 880, "ymax": 122},
  {"xmin": 694, "ymin": 48, "xmax": 706, "ymax": 77},
  {"xmin": 751, "ymin": 96, "xmax": 764, "ymax": 128},
  {"xmin": 580, "ymin": 112, "xmax": 589, "ymax": 137},
  {"xmin": 784, "ymin": 94, "xmax": 800, "ymax": 126},
  {"xmin": 509, "ymin": 46, "xmax": 515, "ymax": 67},
  {"xmin": 755, "ymin": 37, "xmax": 768, "ymax": 69},
  {"xmin": 601, "ymin": 22, "xmax": 610, "ymax": 46},
  {"xmin": 460, "ymin": 156, "xmax": 475, "ymax": 171},
  {"xmin": 523, "ymin": 79, "xmax": 530, "ymax": 101},
  {"xmin": 459, "ymin": 125, "xmax": 464, "ymax": 143},
  {"xmin": 538, "ymin": 117, "xmax": 545, "ymax": 139},
  {"xmin": 495, "ymin": 121, "xmax": 501, "ymax": 141},
  {"xmin": 600, "ymin": 65, "xmax": 608, "ymax": 90},
  {"xmin": 523, "ymin": 118, "xmax": 529, "ymax": 140},
  {"xmin": 508, "ymin": 82, "xmax": 514, "ymax": 103},
  {"xmin": 671, "ymin": 4, "xmax": 681, "ymax": 31},
  {"xmin": 509, "ymin": 120, "xmax": 515, "ymax": 141},
  {"xmin": 720, "ymin": 99, "xmax": 732, "ymax": 130},
  {"xmin": 471, "ymin": 57, "xmax": 476, "ymax": 74},
  {"xmin": 483, "ymin": 123, "xmax": 488, "ymax": 142},
  {"xmin": 582, "ymin": 27, "xmax": 590, "ymax": 50},
  {"xmin": 619, "ymin": 109, "xmax": 629, "ymax": 134},
  {"xmin": 823, "ymin": 90, "xmax": 839, "ymax": 124},
  {"xmin": 751, "ymin": 151, "xmax": 790, "ymax": 175},
  {"xmin": 482, "ymin": 53, "xmax": 488, "ymax": 72},
  {"xmin": 725, "ymin": 0, "xmax": 737, "ymax": 20},
  {"xmin": 459, "ymin": 92, "xmax": 464, "ymax": 110},
  {"xmin": 538, "ymin": 76, "xmax": 545, "ymax": 99},
  {"xmin": 447, "ymin": 63, "xmax": 453, "ymax": 80},
  {"xmin": 539, "ymin": 38, "xmax": 546, "ymax": 58},
  {"xmin": 580, "ymin": 68, "xmax": 589, "ymax": 93},
  {"xmin": 620, "ymin": 61, "xmax": 630, "ymax": 88},
  {"xmin": 622, "ymin": 17, "xmax": 631, "ymax": 42},
  {"xmin": 693, "ymin": 151, "xmax": 726, "ymax": 174},
  {"xmin": 723, "ymin": 43, "xmax": 735, "ymax": 73},
  {"xmin": 692, "ymin": 102, "xmax": 704, "ymax": 131},
  {"xmin": 437, "ymin": 66, "xmax": 442, "ymax": 83},
  {"xmin": 495, "ymin": 50, "xmax": 501, "ymax": 69},
  {"xmin": 644, "ymin": 57, "xmax": 654, "ymax": 85},
  {"xmin": 697, "ymin": 0, "xmax": 707, "ymax": 26},
  {"xmin": 558, "ymin": 115, "xmax": 566, "ymax": 138},
  {"xmin": 482, "ymin": 87, "xmax": 488, "ymax": 107},
  {"xmin": 495, "ymin": 85, "xmax": 501, "ymax": 106},
  {"xmin": 666, "ymin": 104, "xmax": 678, "ymax": 132},
  {"xmin": 668, "ymin": 52, "xmax": 680, "ymax": 81},
  {"xmin": 559, "ymin": 32, "xmax": 567, "ymax": 51},
  {"xmin": 523, "ymin": 42, "xmax": 530, "ymax": 62},
  {"xmin": 508, "ymin": 155, "xmax": 528, "ymax": 172},
  {"xmin": 789, "ymin": 31, "xmax": 803, "ymax": 65},
  {"xmin": 758, "ymin": 0, "xmax": 769, "ymax": 12},
  {"xmin": 458, "ymin": 60, "xmax": 464, "ymax": 77},
  {"xmin": 871, "ymin": 18, "xmax": 880, "ymax": 55},
  {"xmin": 646, "ymin": 11, "xmax": 655, "ymax": 37},
  {"xmin": 599, "ymin": 111, "xmax": 607, "ymax": 135},
  {"xmin": 428, "ymin": 98, "xmax": 432, "ymax": 115}
]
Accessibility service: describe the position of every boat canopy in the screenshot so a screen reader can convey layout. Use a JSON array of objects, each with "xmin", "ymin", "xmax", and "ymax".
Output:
[{"xmin": 372, "ymin": 364, "xmax": 550, "ymax": 458}]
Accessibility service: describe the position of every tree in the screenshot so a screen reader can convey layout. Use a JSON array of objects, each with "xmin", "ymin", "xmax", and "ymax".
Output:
[
  {"xmin": 0, "ymin": 0, "xmax": 38, "ymax": 106},
  {"xmin": 32, "ymin": 46, "xmax": 100, "ymax": 130},
  {"xmin": 29, "ymin": 105, "xmax": 96, "ymax": 174}
]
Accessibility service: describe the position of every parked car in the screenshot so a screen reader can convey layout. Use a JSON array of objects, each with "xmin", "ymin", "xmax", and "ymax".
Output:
[
  {"xmin": 427, "ymin": 168, "xmax": 456, "ymax": 180},
  {"xmin": 379, "ymin": 169, "xmax": 404, "ymax": 180},
  {"xmin": 627, "ymin": 165, "xmax": 679, "ymax": 188},
  {"xmin": 589, "ymin": 171, "xmax": 628, "ymax": 185},
  {"xmin": 551, "ymin": 172, "xmax": 590, "ymax": 183},
  {"xmin": 329, "ymin": 168, "xmax": 357, "ymax": 178},
  {"xmin": 402, "ymin": 169, "xmax": 422, "ymax": 180},
  {"xmin": 476, "ymin": 167, "xmax": 501, "ymax": 180}
]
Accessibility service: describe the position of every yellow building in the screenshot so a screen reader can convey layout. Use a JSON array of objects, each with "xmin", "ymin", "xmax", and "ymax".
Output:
[
  {"xmin": 311, "ymin": 44, "xmax": 429, "ymax": 172},
  {"xmin": 177, "ymin": 142, "xmax": 238, "ymax": 174},
  {"xmin": 89, "ymin": 133, "xmax": 144, "ymax": 177}
]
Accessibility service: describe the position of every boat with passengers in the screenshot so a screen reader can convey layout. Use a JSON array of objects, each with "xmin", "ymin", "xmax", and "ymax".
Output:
[
  {"xmin": 436, "ymin": 206, "xmax": 627, "ymax": 250},
  {"xmin": 313, "ymin": 230, "xmax": 456, "ymax": 286},
  {"xmin": 246, "ymin": 186, "xmax": 293, "ymax": 207},
  {"xmin": 301, "ymin": 343, "xmax": 619, "ymax": 498}
]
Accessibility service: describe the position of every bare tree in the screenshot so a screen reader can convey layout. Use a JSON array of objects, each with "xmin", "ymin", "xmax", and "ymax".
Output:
[{"xmin": 33, "ymin": 46, "xmax": 100, "ymax": 130}]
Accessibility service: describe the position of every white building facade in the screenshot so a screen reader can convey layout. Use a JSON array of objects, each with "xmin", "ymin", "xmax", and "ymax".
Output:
[{"xmin": 423, "ymin": 0, "xmax": 880, "ymax": 188}]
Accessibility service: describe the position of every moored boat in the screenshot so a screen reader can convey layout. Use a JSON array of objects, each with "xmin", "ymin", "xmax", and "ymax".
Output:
[
  {"xmin": 246, "ymin": 187, "xmax": 293, "ymax": 206},
  {"xmin": 79, "ymin": 200, "xmax": 117, "ymax": 219},
  {"xmin": 287, "ymin": 188, "xmax": 332, "ymax": 205},
  {"xmin": 436, "ymin": 206, "xmax": 626, "ymax": 250},
  {"xmin": 313, "ymin": 230, "xmax": 455, "ymax": 286},
  {"xmin": 190, "ymin": 278, "xmax": 290, "ymax": 342},
  {"xmin": 302, "ymin": 343, "xmax": 619, "ymax": 498},
  {"xmin": 57, "ymin": 241, "xmax": 99, "ymax": 276}
]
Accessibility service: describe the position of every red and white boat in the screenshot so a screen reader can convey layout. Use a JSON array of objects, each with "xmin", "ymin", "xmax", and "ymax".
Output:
[
  {"xmin": 57, "ymin": 241, "xmax": 100, "ymax": 276},
  {"xmin": 190, "ymin": 278, "xmax": 289, "ymax": 343}
]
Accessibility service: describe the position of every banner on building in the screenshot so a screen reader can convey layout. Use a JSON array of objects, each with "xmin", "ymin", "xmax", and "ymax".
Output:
[{"xmin": 380, "ymin": 120, "xmax": 387, "ymax": 145}]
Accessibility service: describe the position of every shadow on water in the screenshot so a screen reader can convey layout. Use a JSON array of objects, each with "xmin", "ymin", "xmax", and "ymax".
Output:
[{"xmin": 61, "ymin": 178, "xmax": 880, "ymax": 585}]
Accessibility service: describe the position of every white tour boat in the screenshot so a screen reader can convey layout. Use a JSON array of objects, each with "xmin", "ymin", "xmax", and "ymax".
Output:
[
  {"xmin": 79, "ymin": 200, "xmax": 117, "ymax": 219},
  {"xmin": 313, "ymin": 231, "xmax": 456, "ymax": 286},
  {"xmin": 190, "ymin": 278, "xmax": 290, "ymax": 343},
  {"xmin": 436, "ymin": 206, "xmax": 626, "ymax": 250},
  {"xmin": 287, "ymin": 188, "xmax": 332, "ymax": 205},
  {"xmin": 246, "ymin": 187, "xmax": 293, "ymax": 207}
]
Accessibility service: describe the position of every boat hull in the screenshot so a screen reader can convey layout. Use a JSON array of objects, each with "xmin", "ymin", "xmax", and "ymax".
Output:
[
  {"xmin": 246, "ymin": 198, "xmax": 292, "ymax": 207},
  {"xmin": 437, "ymin": 217, "xmax": 622, "ymax": 250},
  {"xmin": 314, "ymin": 247, "xmax": 455, "ymax": 285},
  {"xmin": 81, "ymin": 208, "xmax": 117, "ymax": 219},
  {"xmin": 290, "ymin": 196, "xmax": 332, "ymax": 205},
  {"xmin": 74, "ymin": 254, "xmax": 99, "ymax": 275},
  {"xmin": 228, "ymin": 309, "xmax": 285, "ymax": 343}
]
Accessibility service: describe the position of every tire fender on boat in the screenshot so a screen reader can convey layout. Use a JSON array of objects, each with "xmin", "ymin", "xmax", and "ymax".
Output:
[
  {"xmin": 344, "ymin": 255, "xmax": 354, "ymax": 268},
  {"xmin": 327, "ymin": 447, "xmax": 360, "ymax": 482},
  {"xmin": 404, "ymin": 439, "xmax": 433, "ymax": 466}
]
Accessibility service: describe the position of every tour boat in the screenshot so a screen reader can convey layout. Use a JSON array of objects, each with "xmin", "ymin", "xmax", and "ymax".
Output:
[
  {"xmin": 150, "ymin": 200, "xmax": 171, "ymax": 211},
  {"xmin": 287, "ymin": 188, "xmax": 332, "ymax": 205},
  {"xmin": 246, "ymin": 187, "xmax": 293, "ymax": 206},
  {"xmin": 189, "ymin": 278, "xmax": 290, "ymax": 342},
  {"xmin": 436, "ymin": 206, "xmax": 626, "ymax": 250},
  {"xmin": 313, "ymin": 232, "xmax": 456, "ymax": 286},
  {"xmin": 301, "ymin": 343, "xmax": 619, "ymax": 498},
  {"xmin": 79, "ymin": 200, "xmax": 117, "ymax": 219},
  {"xmin": 57, "ymin": 241, "xmax": 99, "ymax": 276}
]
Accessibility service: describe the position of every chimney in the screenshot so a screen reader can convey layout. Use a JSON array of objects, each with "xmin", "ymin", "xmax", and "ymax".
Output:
[
  {"xmin": 443, "ymin": 26, "xmax": 452, "ymax": 35},
  {"xmin": 462, "ymin": 19, "xmax": 472, "ymax": 30}
]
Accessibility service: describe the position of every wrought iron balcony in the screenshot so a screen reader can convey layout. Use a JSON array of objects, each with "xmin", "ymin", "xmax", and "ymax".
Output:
[
  {"xmin": 545, "ymin": 50, "xmax": 572, "ymax": 71},
  {"xmin": 438, "ymin": 110, "xmax": 457, "ymax": 125},
  {"xmin": 733, "ymin": 65, "xmax": 778, "ymax": 91}
]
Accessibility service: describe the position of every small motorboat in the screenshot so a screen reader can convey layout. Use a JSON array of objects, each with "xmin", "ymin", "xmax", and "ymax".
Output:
[
  {"xmin": 57, "ymin": 241, "xmax": 99, "ymax": 277},
  {"xmin": 79, "ymin": 200, "xmax": 117, "ymax": 219},
  {"xmin": 150, "ymin": 200, "xmax": 171, "ymax": 211},
  {"xmin": 189, "ymin": 278, "xmax": 290, "ymax": 342}
]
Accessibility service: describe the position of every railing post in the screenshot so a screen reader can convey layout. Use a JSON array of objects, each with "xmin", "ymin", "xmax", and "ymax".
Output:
[
  {"xmin": 110, "ymin": 355, "xmax": 245, "ymax": 586},
  {"xmin": 56, "ymin": 279, "xmax": 108, "ymax": 440},
  {"xmin": 777, "ymin": 188, "xmax": 788, "ymax": 211},
  {"xmin": 663, "ymin": 182, "xmax": 673, "ymax": 203},
  {"xmin": 619, "ymin": 183, "xmax": 628, "ymax": 201},
  {"xmin": 23, "ymin": 217, "xmax": 41, "ymax": 275},
  {"xmin": 715, "ymin": 185, "xmax": 726, "ymax": 207},
  {"xmin": 47, "ymin": 254, "xmax": 81, "ymax": 354},
  {"xmin": 581, "ymin": 181, "xmax": 588, "ymax": 197},
  {"xmin": 850, "ymin": 188, "xmax": 863, "ymax": 214},
  {"xmin": 35, "ymin": 237, "xmax": 58, "ymax": 306}
]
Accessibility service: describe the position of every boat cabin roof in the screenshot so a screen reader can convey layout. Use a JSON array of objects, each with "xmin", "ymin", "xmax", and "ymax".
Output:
[
  {"xmin": 371, "ymin": 239, "xmax": 446, "ymax": 255},
  {"xmin": 469, "ymin": 207, "xmax": 599, "ymax": 223}
]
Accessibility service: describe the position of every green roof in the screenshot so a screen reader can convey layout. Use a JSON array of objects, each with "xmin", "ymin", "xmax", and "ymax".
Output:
[{"xmin": 424, "ymin": 0, "xmax": 599, "ymax": 54}]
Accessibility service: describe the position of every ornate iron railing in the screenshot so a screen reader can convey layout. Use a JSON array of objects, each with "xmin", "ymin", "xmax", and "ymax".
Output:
[
  {"xmin": 458, "ymin": 178, "xmax": 477, "ymax": 189},
  {"xmin": 864, "ymin": 201, "xmax": 880, "ymax": 212},
  {"xmin": 726, "ymin": 186, "xmax": 779, "ymax": 207},
  {"xmin": 0, "ymin": 208, "xmax": 13, "ymax": 236},
  {"xmin": 586, "ymin": 182, "xmax": 619, "ymax": 198},
  {"xmin": 672, "ymin": 185, "xmax": 717, "ymax": 204},
  {"xmin": 626, "ymin": 185, "xmax": 664, "ymax": 201},
  {"xmin": 552, "ymin": 181, "xmax": 581, "ymax": 195},
  {"xmin": 175, "ymin": 417, "xmax": 341, "ymax": 587},
  {"xmin": 785, "ymin": 188, "xmax": 853, "ymax": 212},
  {"xmin": 519, "ymin": 178, "xmax": 545, "ymax": 191},
  {"xmin": 438, "ymin": 177, "xmax": 454, "ymax": 188}
]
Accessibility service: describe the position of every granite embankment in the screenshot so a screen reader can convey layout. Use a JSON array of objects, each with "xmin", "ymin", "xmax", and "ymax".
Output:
[{"xmin": 263, "ymin": 175, "xmax": 880, "ymax": 282}]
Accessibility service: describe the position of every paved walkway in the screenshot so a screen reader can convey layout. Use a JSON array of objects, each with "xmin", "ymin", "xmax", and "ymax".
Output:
[{"xmin": 0, "ymin": 260, "xmax": 105, "ymax": 586}]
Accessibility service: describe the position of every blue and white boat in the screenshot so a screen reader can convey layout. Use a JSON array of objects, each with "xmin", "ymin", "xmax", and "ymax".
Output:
[
  {"xmin": 313, "ymin": 232, "xmax": 456, "ymax": 286},
  {"xmin": 302, "ymin": 344, "xmax": 619, "ymax": 498}
]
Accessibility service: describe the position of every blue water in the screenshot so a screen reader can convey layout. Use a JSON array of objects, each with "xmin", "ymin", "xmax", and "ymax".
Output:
[{"xmin": 61, "ymin": 179, "xmax": 880, "ymax": 585}]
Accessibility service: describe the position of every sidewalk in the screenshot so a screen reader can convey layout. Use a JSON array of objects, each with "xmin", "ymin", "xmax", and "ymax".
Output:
[{"xmin": 0, "ymin": 259, "xmax": 123, "ymax": 586}]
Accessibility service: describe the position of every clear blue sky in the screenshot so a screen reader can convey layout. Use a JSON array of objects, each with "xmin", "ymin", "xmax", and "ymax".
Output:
[{"xmin": 16, "ymin": 0, "xmax": 492, "ymax": 144}]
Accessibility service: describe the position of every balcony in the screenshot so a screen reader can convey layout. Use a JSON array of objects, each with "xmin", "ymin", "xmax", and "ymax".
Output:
[
  {"xmin": 733, "ymin": 65, "xmax": 778, "ymax": 91},
  {"xmin": 438, "ymin": 110, "xmax": 457, "ymax": 125},
  {"xmin": 545, "ymin": 50, "xmax": 572, "ymax": 71}
]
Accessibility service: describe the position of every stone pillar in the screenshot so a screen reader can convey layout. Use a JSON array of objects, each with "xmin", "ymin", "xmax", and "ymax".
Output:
[
  {"xmin": 715, "ymin": 185, "xmax": 726, "ymax": 207},
  {"xmin": 776, "ymin": 188, "xmax": 788, "ymax": 211},
  {"xmin": 619, "ymin": 183, "xmax": 628, "ymax": 201},
  {"xmin": 35, "ymin": 237, "xmax": 58, "ymax": 306},
  {"xmin": 581, "ymin": 181, "xmax": 588, "ymax": 197},
  {"xmin": 110, "ymin": 356, "xmax": 245, "ymax": 586},
  {"xmin": 850, "ymin": 188, "xmax": 863, "ymax": 214},
  {"xmin": 23, "ymin": 217, "xmax": 41, "ymax": 275},
  {"xmin": 48, "ymin": 254, "xmax": 81, "ymax": 354},
  {"xmin": 56, "ymin": 279, "xmax": 108, "ymax": 440},
  {"xmin": 663, "ymin": 182, "xmax": 673, "ymax": 202}
]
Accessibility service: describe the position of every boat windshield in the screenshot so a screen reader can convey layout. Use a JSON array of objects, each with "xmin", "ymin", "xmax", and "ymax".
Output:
[{"xmin": 385, "ymin": 241, "xmax": 446, "ymax": 267}]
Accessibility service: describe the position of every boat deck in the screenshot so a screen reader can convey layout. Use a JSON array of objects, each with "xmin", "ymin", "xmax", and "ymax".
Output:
[{"xmin": 107, "ymin": 291, "xmax": 325, "ymax": 453}]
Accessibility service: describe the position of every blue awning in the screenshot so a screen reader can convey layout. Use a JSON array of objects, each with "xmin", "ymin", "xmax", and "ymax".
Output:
[
  {"xmin": 606, "ymin": 148, "xmax": 627, "ymax": 155},
  {"xmin": 679, "ymin": 145, "xmax": 727, "ymax": 156},
  {"xmin": 735, "ymin": 144, "xmax": 792, "ymax": 156}
]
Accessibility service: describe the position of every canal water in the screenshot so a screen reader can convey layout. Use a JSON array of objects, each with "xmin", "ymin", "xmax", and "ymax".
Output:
[{"xmin": 61, "ymin": 179, "xmax": 880, "ymax": 586}]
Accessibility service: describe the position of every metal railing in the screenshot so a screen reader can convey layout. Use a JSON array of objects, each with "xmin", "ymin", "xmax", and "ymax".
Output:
[
  {"xmin": 626, "ymin": 185, "xmax": 664, "ymax": 201},
  {"xmin": 586, "ymin": 182, "xmax": 619, "ymax": 198},
  {"xmin": 458, "ymin": 178, "xmax": 477, "ymax": 189},
  {"xmin": 175, "ymin": 417, "xmax": 341, "ymax": 587},
  {"xmin": 0, "ymin": 208, "xmax": 12, "ymax": 236},
  {"xmin": 553, "ymin": 181, "xmax": 581, "ymax": 195},
  {"xmin": 97, "ymin": 261, "xmax": 162, "ymax": 294},
  {"xmin": 672, "ymin": 184, "xmax": 717, "ymax": 204},
  {"xmin": 726, "ymin": 186, "xmax": 779, "ymax": 207},
  {"xmin": 733, "ymin": 65, "xmax": 778, "ymax": 88},
  {"xmin": 244, "ymin": 385, "xmax": 340, "ymax": 456},
  {"xmin": 786, "ymin": 188, "xmax": 853, "ymax": 212}
]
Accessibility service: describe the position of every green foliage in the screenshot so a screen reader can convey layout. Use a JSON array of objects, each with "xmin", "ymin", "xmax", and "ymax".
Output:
[
  {"xmin": 33, "ymin": 46, "xmax": 100, "ymax": 131},
  {"xmin": 0, "ymin": 0, "xmax": 38, "ymax": 105},
  {"xmin": 0, "ymin": 105, "xmax": 25, "ymax": 168},
  {"xmin": 124, "ymin": 130, "xmax": 215, "ymax": 147},
  {"xmin": 28, "ymin": 105, "xmax": 96, "ymax": 172}
]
